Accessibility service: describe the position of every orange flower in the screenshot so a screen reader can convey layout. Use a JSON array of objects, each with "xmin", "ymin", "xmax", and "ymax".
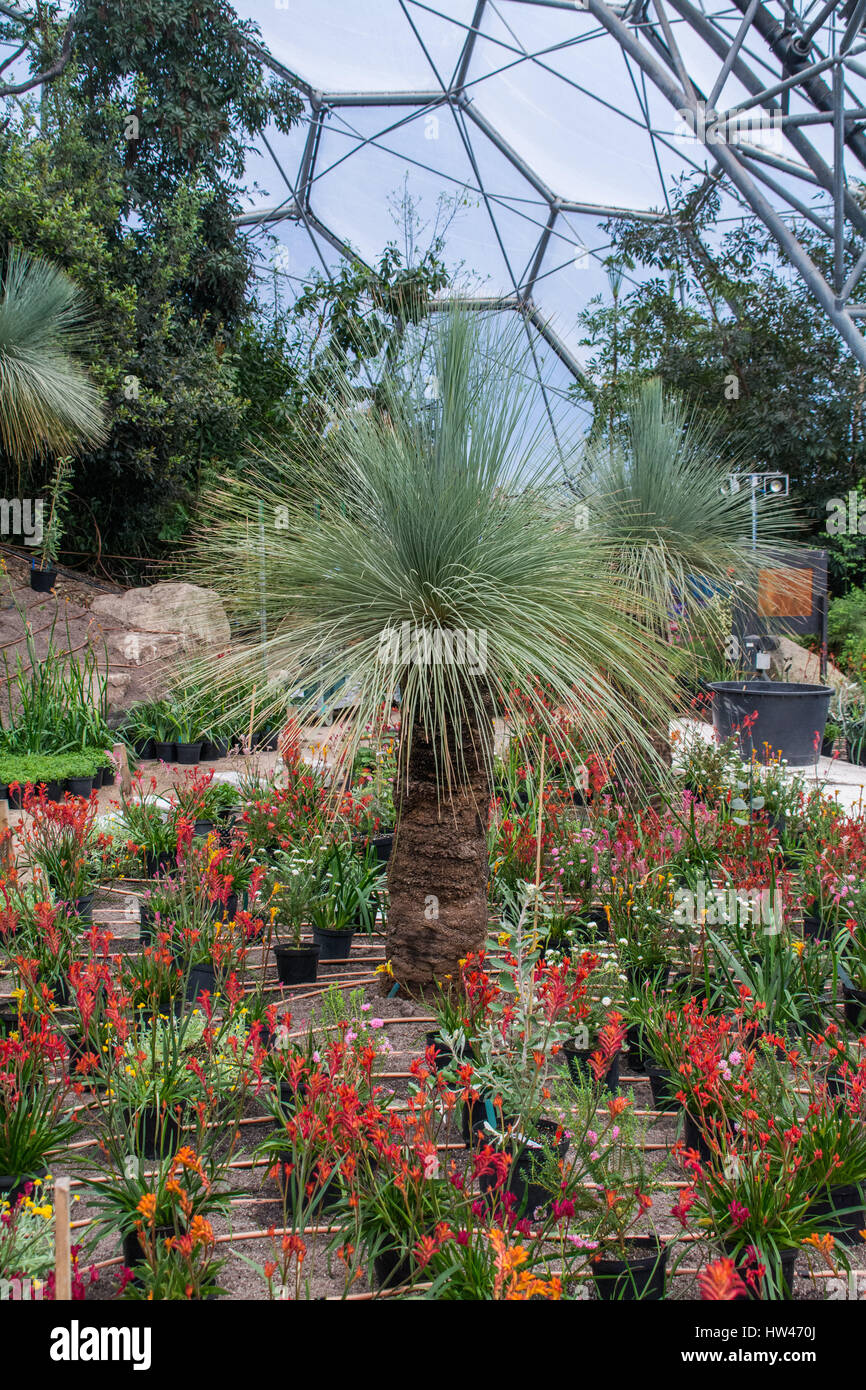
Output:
[
  {"xmin": 189, "ymin": 1216, "xmax": 214, "ymax": 1249},
  {"xmin": 697, "ymin": 1257, "xmax": 747, "ymax": 1301},
  {"xmin": 136, "ymin": 1193, "xmax": 158, "ymax": 1223}
]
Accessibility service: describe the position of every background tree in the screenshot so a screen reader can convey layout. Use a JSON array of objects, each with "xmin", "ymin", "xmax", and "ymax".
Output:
[{"xmin": 573, "ymin": 175, "xmax": 866, "ymax": 593}]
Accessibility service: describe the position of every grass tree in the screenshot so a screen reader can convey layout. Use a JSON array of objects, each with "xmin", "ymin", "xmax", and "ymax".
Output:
[
  {"xmin": 186, "ymin": 313, "xmax": 691, "ymax": 990},
  {"xmin": 0, "ymin": 248, "xmax": 106, "ymax": 477},
  {"xmin": 576, "ymin": 378, "xmax": 796, "ymax": 773}
]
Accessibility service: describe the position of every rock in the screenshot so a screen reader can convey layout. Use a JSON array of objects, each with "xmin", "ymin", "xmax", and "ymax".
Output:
[
  {"xmin": 91, "ymin": 582, "xmax": 230, "ymax": 652},
  {"xmin": 768, "ymin": 636, "xmax": 850, "ymax": 692},
  {"xmin": 113, "ymin": 630, "xmax": 184, "ymax": 667}
]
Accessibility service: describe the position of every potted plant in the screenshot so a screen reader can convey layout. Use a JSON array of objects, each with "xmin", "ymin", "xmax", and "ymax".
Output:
[
  {"xmin": 117, "ymin": 775, "xmax": 176, "ymax": 878},
  {"xmin": 0, "ymin": 1017, "xmax": 77, "ymax": 1204},
  {"xmin": 20, "ymin": 784, "xmax": 102, "ymax": 916},
  {"xmin": 307, "ymin": 840, "xmax": 383, "ymax": 961},
  {"xmin": 265, "ymin": 846, "xmax": 321, "ymax": 985},
  {"xmin": 579, "ymin": 1096, "xmax": 667, "ymax": 1300},
  {"xmin": 30, "ymin": 456, "xmax": 72, "ymax": 593},
  {"xmin": 165, "ymin": 698, "xmax": 202, "ymax": 765}
]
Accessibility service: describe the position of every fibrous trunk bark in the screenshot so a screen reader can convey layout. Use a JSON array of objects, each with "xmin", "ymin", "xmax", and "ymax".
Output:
[{"xmin": 385, "ymin": 696, "xmax": 491, "ymax": 992}]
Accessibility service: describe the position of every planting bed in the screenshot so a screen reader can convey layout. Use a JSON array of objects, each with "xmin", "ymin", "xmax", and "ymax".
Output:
[{"xmin": 1, "ymin": 726, "xmax": 866, "ymax": 1303}]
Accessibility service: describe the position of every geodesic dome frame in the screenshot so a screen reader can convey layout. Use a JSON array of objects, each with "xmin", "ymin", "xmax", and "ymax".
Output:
[{"xmin": 236, "ymin": 0, "xmax": 866, "ymax": 389}]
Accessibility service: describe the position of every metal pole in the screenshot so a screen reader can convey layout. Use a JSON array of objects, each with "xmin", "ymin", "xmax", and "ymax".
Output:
[{"xmin": 257, "ymin": 498, "xmax": 268, "ymax": 684}]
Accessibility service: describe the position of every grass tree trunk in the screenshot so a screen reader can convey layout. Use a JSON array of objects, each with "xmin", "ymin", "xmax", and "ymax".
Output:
[{"xmin": 386, "ymin": 696, "xmax": 491, "ymax": 993}]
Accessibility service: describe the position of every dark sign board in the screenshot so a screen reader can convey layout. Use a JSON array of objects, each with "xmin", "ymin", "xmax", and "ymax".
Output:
[{"xmin": 733, "ymin": 548, "xmax": 828, "ymax": 673}]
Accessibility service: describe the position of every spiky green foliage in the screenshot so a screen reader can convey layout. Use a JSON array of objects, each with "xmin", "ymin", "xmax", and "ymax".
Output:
[
  {"xmin": 579, "ymin": 377, "xmax": 798, "ymax": 650},
  {"xmin": 185, "ymin": 312, "xmax": 684, "ymax": 789},
  {"xmin": 0, "ymin": 248, "xmax": 107, "ymax": 466}
]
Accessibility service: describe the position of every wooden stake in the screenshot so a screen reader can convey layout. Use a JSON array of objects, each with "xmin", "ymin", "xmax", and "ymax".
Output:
[
  {"xmin": 112, "ymin": 742, "xmax": 132, "ymax": 796},
  {"xmin": 248, "ymin": 685, "xmax": 257, "ymax": 751},
  {"xmin": 54, "ymin": 1177, "xmax": 72, "ymax": 1300},
  {"xmin": 532, "ymin": 740, "xmax": 546, "ymax": 940},
  {"xmin": 0, "ymin": 799, "xmax": 12, "ymax": 873}
]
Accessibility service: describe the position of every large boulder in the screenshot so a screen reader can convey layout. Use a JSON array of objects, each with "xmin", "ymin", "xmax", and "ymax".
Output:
[
  {"xmin": 91, "ymin": 582, "xmax": 230, "ymax": 658},
  {"xmin": 768, "ymin": 636, "xmax": 849, "ymax": 692}
]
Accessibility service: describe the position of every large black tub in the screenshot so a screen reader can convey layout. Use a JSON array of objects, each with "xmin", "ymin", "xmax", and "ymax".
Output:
[{"xmin": 708, "ymin": 681, "xmax": 832, "ymax": 767}]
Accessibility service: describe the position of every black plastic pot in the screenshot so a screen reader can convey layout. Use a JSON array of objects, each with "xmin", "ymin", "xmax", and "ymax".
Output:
[
  {"xmin": 561, "ymin": 1038, "xmax": 620, "ymax": 1092},
  {"xmin": 186, "ymin": 962, "xmax": 216, "ymax": 1003},
  {"xmin": 425, "ymin": 1031, "xmax": 454, "ymax": 1073},
  {"xmin": 709, "ymin": 681, "xmax": 832, "ymax": 768},
  {"xmin": 312, "ymin": 925, "xmax": 355, "ymax": 960},
  {"xmin": 802, "ymin": 913, "xmax": 832, "ymax": 941},
  {"xmin": 625, "ymin": 962, "xmax": 671, "ymax": 992},
  {"xmin": 461, "ymin": 1095, "xmax": 503, "ymax": 1148},
  {"xmin": 809, "ymin": 1182, "xmax": 866, "ymax": 1246},
  {"xmin": 591, "ymin": 1237, "xmax": 668, "ymax": 1301},
  {"xmin": 0, "ymin": 1168, "xmax": 48, "ymax": 1209},
  {"xmin": 68, "ymin": 776, "xmax": 93, "ymax": 798},
  {"xmin": 371, "ymin": 832, "xmax": 394, "ymax": 865},
  {"xmin": 30, "ymin": 562, "xmax": 57, "ymax": 593},
  {"xmin": 478, "ymin": 1118, "xmax": 569, "ymax": 1217},
  {"xmin": 73, "ymin": 889, "xmax": 93, "ymax": 922},
  {"xmin": 844, "ymin": 981, "xmax": 866, "ymax": 1029},
  {"xmin": 144, "ymin": 849, "xmax": 174, "ymax": 878},
  {"xmin": 121, "ymin": 1224, "xmax": 173, "ymax": 1271},
  {"xmin": 123, "ymin": 1107, "xmax": 181, "ymax": 1160},
  {"xmin": 135, "ymin": 738, "xmax": 155, "ymax": 760},
  {"xmin": 40, "ymin": 779, "xmax": 65, "ymax": 802},
  {"xmin": 0, "ymin": 1004, "xmax": 21, "ymax": 1035},
  {"xmin": 0, "ymin": 783, "xmax": 7, "ymax": 803},
  {"xmin": 372, "ymin": 1244, "xmax": 416, "ymax": 1292},
  {"xmin": 92, "ymin": 766, "xmax": 105, "ymax": 789},
  {"xmin": 625, "ymin": 1024, "xmax": 651, "ymax": 1072},
  {"xmin": 201, "ymin": 739, "xmax": 228, "ymax": 761},
  {"xmin": 646, "ymin": 1062, "xmax": 681, "ymax": 1113},
  {"xmin": 175, "ymin": 742, "xmax": 202, "ymax": 765},
  {"xmin": 193, "ymin": 819, "xmax": 215, "ymax": 838},
  {"xmin": 683, "ymin": 1111, "xmax": 731, "ymax": 1162},
  {"xmin": 273, "ymin": 943, "xmax": 320, "ymax": 985},
  {"xmin": 725, "ymin": 1243, "xmax": 798, "ymax": 1299},
  {"xmin": 102, "ymin": 765, "xmax": 116, "ymax": 787},
  {"xmin": 153, "ymin": 742, "xmax": 175, "ymax": 762}
]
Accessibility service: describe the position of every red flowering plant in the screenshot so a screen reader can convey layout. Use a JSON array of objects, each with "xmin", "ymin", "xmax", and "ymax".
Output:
[
  {"xmin": 19, "ymin": 786, "xmax": 104, "ymax": 905},
  {"xmin": 675, "ymin": 1106, "xmax": 850, "ymax": 1298},
  {"xmin": 3, "ymin": 899, "xmax": 83, "ymax": 1006},
  {"xmin": 670, "ymin": 1027, "xmax": 865, "ymax": 1297},
  {"xmin": 238, "ymin": 754, "xmax": 328, "ymax": 852},
  {"xmin": 254, "ymin": 1032, "xmax": 388, "ymax": 1257},
  {"xmin": 453, "ymin": 904, "xmax": 612, "ymax": 1147},
  {"xmin": 0, "ymin": 1015, "xmax": 76, "ymax": 1184},
  {"xmin": 639, "ymin": 995, "xmax": 760, "ymax": 1154},
  {"xmin": 327, "ymin": 1048, "xmax": 574, "ymax": 1299}
]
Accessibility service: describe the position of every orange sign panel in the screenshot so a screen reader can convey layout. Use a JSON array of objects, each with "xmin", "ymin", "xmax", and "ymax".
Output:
[{"xmin": 756, "ymin": 567, "xmax": 813, "ymax": 618}]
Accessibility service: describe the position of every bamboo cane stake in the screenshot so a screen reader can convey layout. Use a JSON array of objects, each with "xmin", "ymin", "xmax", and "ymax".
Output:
[
  {"xmin": 54, "ymin": 1177, "xmax": 72, "ymax": 1300},
  {"xmin": 532, "ymin": 740, "xmax": 546, "ymax": 941}
]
